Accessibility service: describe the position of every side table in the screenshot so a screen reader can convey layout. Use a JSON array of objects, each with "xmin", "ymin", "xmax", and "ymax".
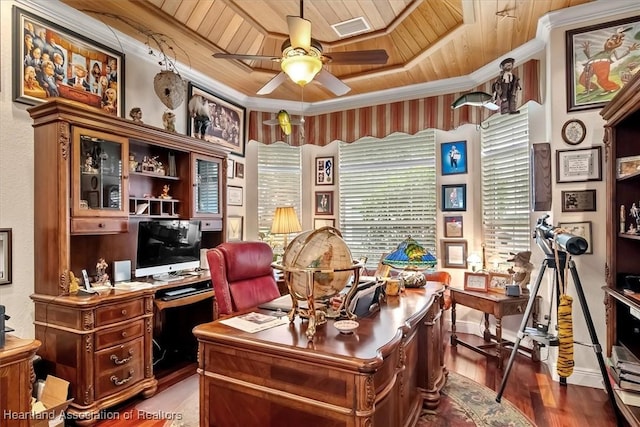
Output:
[
  {"xmin": 0, "ymin": 335, "xmax": 41, "ymax": 426},
  {"xmin": 450, "ymin": 287, "xmax": 540, "ymax": 368}
]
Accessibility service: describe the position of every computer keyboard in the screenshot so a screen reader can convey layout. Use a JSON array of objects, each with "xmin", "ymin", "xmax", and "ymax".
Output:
[{"xmin": 165, "ymin": 286, "xmax": 196, "ymax": 297}]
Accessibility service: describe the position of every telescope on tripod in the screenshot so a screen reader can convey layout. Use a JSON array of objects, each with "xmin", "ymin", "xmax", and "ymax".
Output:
[{"xmin": 496, "ymin": 215, "xmax": 623, "ymax": 426}]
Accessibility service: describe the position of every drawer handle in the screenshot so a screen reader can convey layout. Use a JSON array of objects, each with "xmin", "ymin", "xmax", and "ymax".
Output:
[
  {"xmin": 110, "ymin": 369, "xmax": 134, "ymax": 386},
  {"xmin": 110, "ymin": 349, "xmax": 134, "ymax": 365},
  {"xmin": 99, "ymin": 223, "xmax": 105, "ymax": 228},
  {"xmin": 121, "ymin": 331, "xmax": 128, "ymax": 338},
  {"xmin": 121, "ymin": 309, "xmax": 127, "ymax": 315}
]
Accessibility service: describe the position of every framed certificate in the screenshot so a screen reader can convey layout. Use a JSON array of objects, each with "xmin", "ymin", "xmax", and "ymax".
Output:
[
  {"xmin": 556, "ymin": 146, "xmax": 602, "ymax": 183},
  {"xmin": 464, "ymin": 272, "xmax": 488, "ymax": 292}
]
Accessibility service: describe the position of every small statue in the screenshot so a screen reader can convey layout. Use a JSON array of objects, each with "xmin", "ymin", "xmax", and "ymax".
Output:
[
  {"xmin": 95, "ymin": 258, "xmax": 110, "ymax": 285},
  {"xmin": 162, "ymin": 111, "xmax": 176, "ymax": 132},
  {"xmin": 129, "ymin": 107, "xmax": 143, "ymax": 123},
  {"xmin": 84, "ymin": 154, "xmax": 96, "ymax": 173},
  {"xmin": 507, "ymin": 251, "xmax": 533, "ymax": 294},
  {"xmin": 621, "ymin": 204, "xmax": 626, "ymax": 233},
  {"xmin": 159, "ymin": 184, "xmax": 171, "ymax": 199},
  {"xmin": 631, "ymin": 202, "xmax": 640, "ymax": 234},
  {"xmin": 492, "ymin": 57, "xmax": 521, "ymax": 114},
  {"xmin": 69, "ymin": 271, "xmax": 80, "ymax": 294}
]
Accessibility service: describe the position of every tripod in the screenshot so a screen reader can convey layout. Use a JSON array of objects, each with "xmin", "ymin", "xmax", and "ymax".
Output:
[{"xmin": 496, "ymin": 249, "xmax": 623, "ymax": 426}]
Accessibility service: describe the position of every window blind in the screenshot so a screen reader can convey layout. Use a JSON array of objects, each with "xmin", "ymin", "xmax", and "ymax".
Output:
[
  {"xmin": 481, "ymin": 105, "xmax": 531, "ymax": 259},
  {"xmin": 257, "ymin": 142, "xmax": 302, "ymax": 247},
  {"xmin": 338, "ymin": 131, "xmax": 437, "ymax": 267}
]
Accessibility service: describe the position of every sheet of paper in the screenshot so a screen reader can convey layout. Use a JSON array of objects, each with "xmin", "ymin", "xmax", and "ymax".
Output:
[{"xmin": 220, "ymin": 312, "xmax": 289, "ymax": 333}]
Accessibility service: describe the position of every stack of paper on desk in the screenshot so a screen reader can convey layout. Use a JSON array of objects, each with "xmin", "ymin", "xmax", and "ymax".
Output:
[
  {"xmin": 220, "ymin": 312, "xmax": 289, "ymax": 333},
  {"xmin": 113, "ymin": 281, "xmax": 154, "ymax": 290}
]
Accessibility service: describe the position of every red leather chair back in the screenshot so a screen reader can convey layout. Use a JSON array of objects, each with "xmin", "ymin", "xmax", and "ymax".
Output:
[{"xmin": 207, "ymin": 241, "xmax": 280, "ymax": 317}]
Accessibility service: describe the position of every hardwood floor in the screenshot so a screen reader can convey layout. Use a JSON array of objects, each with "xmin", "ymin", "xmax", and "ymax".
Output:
[{"xmin": 96, "ymin": 332, "xmax": 618, "ymax": 426}]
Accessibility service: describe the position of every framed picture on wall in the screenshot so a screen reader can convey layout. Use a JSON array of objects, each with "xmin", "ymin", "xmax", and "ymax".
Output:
[
  {"xmin": 0, "ymin": 229, "xmax": 12, "ymax": 285},
  {"xmin": 444, "ymin": 215, "xmax": 463, "ymax": 238},
  {"xmin": 227, "ymin": 216, "xmax": 243, "ymax": 242},
  {"xmin": 556, "ymin": 146, "xmax": 602, "ymax": 183},
  {"xmin": 561, "ymin": 189, "xmax": 596, "ymax": 212},
  {"xmin": 228, "ymin": 185, "xmax": 243, "ymax": 206},
  {"xmin": 187, "ymin": 82, "xmax": 246, "ymax": 156},
  {"xmin": 315, "ymin": 191, "xmax": 333, "ymax": 215},
  {"xmin": 315, "ymin": 157, "xmax": 334, "ymax": 185},
  {"xmin": 441, "ymin": 141, "xmax": 467, "ymax": 175},
  {"xmin": 558, "ymin": 221, "xmax": 593, "ymax": 254},
  {"xmin": 442, "ymin": 184, "xmax": 466, "ymax": 211},
  {"xmin": 13, "ymin": 6, "xmax": 125, "ymax": 116},
  {"xmin": 565, "ymin": 16, "xmax": 640, "ymax": 112},
  {"xmin": 314, "ymin": 218, "xmax": 335, "ymax": 229},
  {"xmin": 442, "ymin": 240, "xmax": 467, "ymax": 269}
]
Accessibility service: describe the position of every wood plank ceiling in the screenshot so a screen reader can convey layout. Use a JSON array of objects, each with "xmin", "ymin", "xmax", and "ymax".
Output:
[{"xmin": 60, "ymin": 0, "xmax": 593, "ymax": 103}]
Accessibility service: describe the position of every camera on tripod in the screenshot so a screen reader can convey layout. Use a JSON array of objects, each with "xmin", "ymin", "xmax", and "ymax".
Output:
[{"xmin": 534, "ymin": 215, "xmax": 588, "ymax": 256}]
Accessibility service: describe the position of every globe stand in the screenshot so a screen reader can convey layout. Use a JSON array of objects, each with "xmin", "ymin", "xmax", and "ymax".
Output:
[{"xmin": 272, "ymin": 262, "xmax": 363, "ymax": 339}]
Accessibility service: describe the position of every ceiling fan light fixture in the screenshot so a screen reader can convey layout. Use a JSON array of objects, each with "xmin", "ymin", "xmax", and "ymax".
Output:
[{"xmin": 281, "ymin": 55, "xmax": 322, "ymax": 86}]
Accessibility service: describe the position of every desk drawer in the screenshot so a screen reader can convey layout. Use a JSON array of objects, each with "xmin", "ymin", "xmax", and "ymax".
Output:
[
  {"xmin": 95, "ymin": 319, "xmax": 144, "ymax": 350},
  {"xmin": 95, "ymin": 348, "xmax": 144, "ymax": 399},
  {"xmin": 95, "ymin": 337, "xmax": 143, "ymax": 372},
  {"xmin": 499, "ymin": 300, "xmax": 527, "ymax": 316},
  {"xmin": 71, "ymin": 217, "xmax": 128, "ymax": 235},
  {"xmin": 96, "ymin": 299, "xmax": 144, "ymax": 326}
]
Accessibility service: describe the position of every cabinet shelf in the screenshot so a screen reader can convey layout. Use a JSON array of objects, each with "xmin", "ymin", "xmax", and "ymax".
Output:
[
  {"xmin": 130, "ymin": 197, "xmax": 180, "ymax": 217},
  {"xmin": 130, "ymin": 171, "xmax": 180, "ymax": 180},
  {"xmin": 619, "ymin": 233, "xmax": 640, "ymax": 241}
]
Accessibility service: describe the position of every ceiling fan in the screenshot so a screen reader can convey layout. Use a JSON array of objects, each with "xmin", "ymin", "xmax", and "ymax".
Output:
[{"xmin": 212, "ymin": 0, "xmax": 389, "ymax": 96}]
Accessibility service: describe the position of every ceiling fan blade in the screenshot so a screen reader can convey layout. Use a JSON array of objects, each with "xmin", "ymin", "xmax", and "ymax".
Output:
[
  {"xmin": 314, "ymin": 69, "xmax": 351, "ymax": 96},
  {"xmin": 323, "ymin": 50, "xmax": 389, "ymax": 65},
  {"xmin": 287, "ymin": 16, "xmax": 311, "ymax": 51},
  {"xmin": 263, "ymin": 118, "xmax": 304, "ymax": 126},
  {"xmin": 213, "ymin": 52, "xmax": 280, "ymax": 62},
  {"xmin": 257, "ymin": 72, "xmax": 287, "ymax": 95}
]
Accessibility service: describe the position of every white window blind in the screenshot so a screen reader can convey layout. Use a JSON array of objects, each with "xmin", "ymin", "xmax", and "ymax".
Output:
[
  {"xmin": 338, "ymin": 131, "xmax": 437, "ymax": 267},
  {"xmin": 481, "ymin": 105, "xmax": 531, "ymax": 259},
  {"xmin": 257, "ymin": 142, "xmax": 302, "ymax": 246}
]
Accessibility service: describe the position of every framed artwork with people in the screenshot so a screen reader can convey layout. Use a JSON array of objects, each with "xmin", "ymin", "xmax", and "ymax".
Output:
[
  {"xmin": 12, "ymin": 6, "xmax": 124, "ymax": 116},
  {"xmin": 442, "ymin": 184, "xmax": 466, "ymax": 211},
  {"xmin": 441, "ymin": 141, "xmax": 467, "ymax": 175},
  {"xmin": 187, "ymin": 82, "xmax": 246, "ymax": 156},
  {"xmin": 565, "ymin": 16, "xmax": 640, "ymax": 112},
  {"xmin": 315, "ymin": 191, "xmax": 333, "ymax": 215}
]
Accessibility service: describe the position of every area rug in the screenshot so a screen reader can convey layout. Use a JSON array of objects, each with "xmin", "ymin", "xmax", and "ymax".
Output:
[{"xmin": 136, "ymin": 372, "xmax": 534, "ymax": 427}]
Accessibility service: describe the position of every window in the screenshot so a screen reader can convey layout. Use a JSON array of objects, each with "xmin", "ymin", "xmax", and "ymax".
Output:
[
  {"xmin": 257, "ymin": 142, "xmax": 302, "ymax": 247},
  {"xmin": 481, "ymin": 105, "xmax": 531, "ymax": 259},
  {"xmin": 338, "ymin": 131, "xmax": 437, "ymax": 267}
]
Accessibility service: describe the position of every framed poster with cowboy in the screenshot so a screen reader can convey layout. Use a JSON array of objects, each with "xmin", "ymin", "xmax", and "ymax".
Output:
[{"xmin": 565, "ymin": 16, "xmax": 640, "ymax": 112}]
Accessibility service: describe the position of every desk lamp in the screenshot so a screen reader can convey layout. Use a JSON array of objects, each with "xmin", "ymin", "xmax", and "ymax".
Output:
[
  {"xmin": 270, "ymin": 206, "xmax": 302, "ymax": 250},
  {"xmin": 382, "ymin": 237, "xmax": 437, "ymax": 288}
]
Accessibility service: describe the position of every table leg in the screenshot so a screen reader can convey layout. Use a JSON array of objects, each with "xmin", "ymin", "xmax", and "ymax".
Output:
[
  {"xmin": 531, "ymin": 296, "xmax": 541, "ymax": 362},
  {"xmin": 496, "ymin": 316, "xmax": 503, "ymax": 369},
  {"xmin": 450, "ymin": 301, "xmax": 457, "ymax": 346},
  {"xmin": 483, "ymin": 313, "xmax": 491, "ymax": 342}
]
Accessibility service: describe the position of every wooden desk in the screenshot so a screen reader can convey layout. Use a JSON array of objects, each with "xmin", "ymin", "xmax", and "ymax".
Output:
[
  {"xmin": 449, "ymin": 288, "xmax": 540, "ymax": 368},
  {"xmin": 193, "ymin": 285, "xmax": 447, "ymax": 427},
  {"xmin": 0, "ymin": 335, "xmax": 41, "ymax": 427}
]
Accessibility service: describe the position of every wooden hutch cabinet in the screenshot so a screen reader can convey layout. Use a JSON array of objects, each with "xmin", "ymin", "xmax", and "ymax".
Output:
[
  {"xmin": 28, "ymin": 99, "xmax": 228, "ymax": 424},
  {"xmin": 601, "ymin": 71, "xmax": 640, "ymax": 425}
]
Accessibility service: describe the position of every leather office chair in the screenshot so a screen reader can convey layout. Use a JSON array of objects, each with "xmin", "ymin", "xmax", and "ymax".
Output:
[{"xmin": 207, "ymin": 241, "xmax": 281, "ymax": 318}]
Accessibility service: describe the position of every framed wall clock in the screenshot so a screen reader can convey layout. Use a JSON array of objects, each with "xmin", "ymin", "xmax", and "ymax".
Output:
[{"xmin": 561, "ymin": 119, "xmax": 586, "ymax": 145}]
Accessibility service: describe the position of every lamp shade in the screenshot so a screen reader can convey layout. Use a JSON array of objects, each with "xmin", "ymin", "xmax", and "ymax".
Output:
[
  {"xmin": 270, "ymin": 206, "xmax": 302, "ymax": 235},
  {"xmin": 382, "ymin": 237, "xmax": 437, "ymax": 269},
  {"xmin": 281, "ymin": 55, "xmax": 322, "ymax": 86}
]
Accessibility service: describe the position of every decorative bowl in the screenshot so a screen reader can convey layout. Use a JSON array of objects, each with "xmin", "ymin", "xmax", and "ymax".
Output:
[{"xmin": 334, "ymin": 320, "xmax": 359, "ymax": 334}]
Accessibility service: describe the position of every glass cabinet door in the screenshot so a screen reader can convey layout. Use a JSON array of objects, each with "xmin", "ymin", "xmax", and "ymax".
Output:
[
  {"xmin": 192, "ymin": 154, "xmax": 222, "ymax": 218},
  {"xmin": 72, "ymin": 128, "xmax": 128, "ymax": 217}
]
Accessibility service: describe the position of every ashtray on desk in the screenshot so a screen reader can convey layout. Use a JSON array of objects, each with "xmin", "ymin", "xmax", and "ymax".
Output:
[{"xmin": 334, "ymin": 320, "xmax": 359, "ymax": 334}]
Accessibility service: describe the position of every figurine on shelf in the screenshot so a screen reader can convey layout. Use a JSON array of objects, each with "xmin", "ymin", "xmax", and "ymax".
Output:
[
  {"xmin": 95, "ymin": 258, "xmax": 110, "ymax": 286},
  {"xmin": 621, "ymin": 204, "xmax": 626, "ymax": 233},
  {"xmin": 69, "ymin": 271, "xmax": 80, "ymax": 294},
  {"xmin": 129, "ymin": 107, "xmax": 143, "ymax": 123},
  {"xmin": 162, "ymin": 111, "xmax": 176, "ymax": 132},
  {"xmin": 159, "ymin": 184, "xmax": 172, "ymax": 199},
  {"xmin": 84, "ymin": 154, "xmax": 96, "ymax": 173},
  {"xmin": 129, "ymin": 154, "xmax": 138, "ymax": 172},
  {"xmin": 631, "ymin": 202, "xmax": 640, "ymax": 234}
]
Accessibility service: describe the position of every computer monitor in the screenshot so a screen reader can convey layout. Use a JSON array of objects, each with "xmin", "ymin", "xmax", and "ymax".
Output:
[{"xmin": 135, "ymin": 219, "xmax": 202, "ymax": 279}]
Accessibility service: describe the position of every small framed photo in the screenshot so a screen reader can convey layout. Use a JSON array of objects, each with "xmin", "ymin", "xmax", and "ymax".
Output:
[
  {"xmin": 227, "ymin": 216, "xmax": 243, "ymax": 242},
  {"xmin": 314, "ymin": 218, "xmax": 335, "ymax": 229},
  {"xmin": 561, "ymin": 189, "xmax": 596, "ymax": 212},
  {"xmin": 442, "ymin": 240, "xmax": 467, "ymax": 269},
  {"xmin": 488, "ymin": 272, "xmax": 511, "ymax": 294},
  {"xmin": 315, "ymin": 156, "xmax": 334, "ymax": 185},
  {"xmin": 235, "ymin": 162, "xmax": 245, "ymax": 179},
  {"xmin": 0, "ymin": 229, "xmax": 12, "ymax": 285},
  {"xmin": 442, "ymin": 184, "xmax": 466, "ymax": 211},
  {"xmin": 228, "ymin": 185, "xmax": 243, "ymax": 206},
  {"xmin": 464, "ymin": 272, "xmax": 488, "ymax": 292},
  {"xmin": 556, "ymin": 146, "xmax": 602, "ymax": 183},
  {"xmin": 558, "ymin": 221, "xmax": 593, "ymax": 254},
  {"xmin": 617, "ymin": 155, "xmax": 640, "ymax": 180},
  {"xmin": 444, "ymin": 215, "xmax": 463, "ymax": 238},
  {"xmin": 226, "ymin": 158, "xmax": 235, "ymax": 179},
  {"xmin": 441, "ymin": 141, "xmax": 467, "ymax": 175},
  {"xmin": 315, "ymin": 191, "xmax": 333, "ymax": 215}
]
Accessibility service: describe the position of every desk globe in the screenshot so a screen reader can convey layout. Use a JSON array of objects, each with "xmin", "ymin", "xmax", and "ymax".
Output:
[{"xmin": 280, "ymin": 226, "xmax": 361, "ymax": 338}]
